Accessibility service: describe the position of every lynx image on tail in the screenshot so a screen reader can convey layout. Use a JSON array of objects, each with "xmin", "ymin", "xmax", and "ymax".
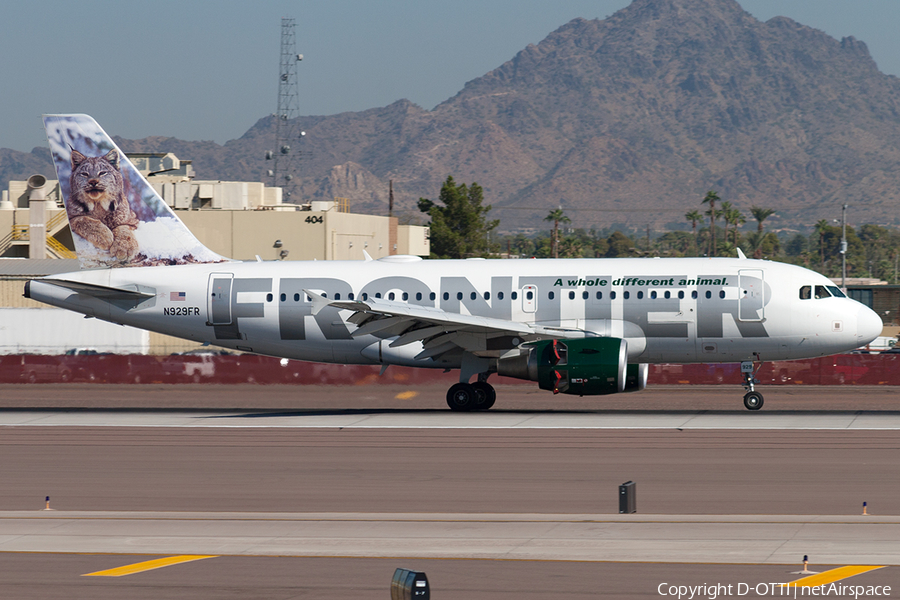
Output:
[{"xmin": 67, "ymin": 149, "xmax": 140, "ymax": 261}]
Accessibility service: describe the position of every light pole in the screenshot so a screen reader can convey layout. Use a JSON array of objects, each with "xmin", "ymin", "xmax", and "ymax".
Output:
[{"xmin": 840, "ymin": 204, "xmax": 848, "ymax": 290}]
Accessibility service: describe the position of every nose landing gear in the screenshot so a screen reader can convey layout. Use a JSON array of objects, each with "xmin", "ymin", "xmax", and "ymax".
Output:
[{"xmin": 741, "ymin": 359, "xmax": 764, "ymax": 410}]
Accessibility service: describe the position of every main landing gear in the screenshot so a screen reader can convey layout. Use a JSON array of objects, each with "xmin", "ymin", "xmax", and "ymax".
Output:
[
  {"xmin": 446, "ymin": 375, "xmax": 496, "ymax": 411},
  {"xmin": 741, "ymin": 359, "xmax": 764, "ymax": 411}
]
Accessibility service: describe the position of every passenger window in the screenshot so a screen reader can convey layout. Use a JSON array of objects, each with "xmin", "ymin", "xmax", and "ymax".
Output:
[
  {"xmin": 375, "ymin": 293, "xmax": 382, "ymax": 299},
  {"xmin": 415, "ymin": 292, "xmax": 422, "ymax": 301},
  {"xmin": 443, "ymin": 292, "xmax": 449, "ymax": 301},
  {"xmin": 484, "ymin": 292, "xmax": 490, "ymax": 300},
  {"xmin": 280, "ymin": 293, "xmax": 286, "ymax": 302},
  {"xmin": 623, "ymin": 291, "xmax": 630, "ymax": 300},
  {"xmin": 511, "ymin": 291, "xmax": 518, "ymax": 300},
  {"xmin": 402, "ymin": 292, "xmax": 408, "ymax": 301},
  {"xmin": 799, "ymin": 286, "xmax": 811, "ymax": 300},
  {"xmin": 569, "ymin": 291, "xmax": 575, "ymax": 300},
  {"xmin": 637, "ymin": 291, "xmax": 644, "ymax": 299},
  {"xmin": 705, "ymin": 291, "xmax": 712, "ymax": 299},
  {"xmin": 610, "ymin": 291, "xmax": 616, "ymax": 300},
  {"xmin": 548, "ymin": 291, "xmax": 555, "ymax": 300},
  {"xmin": 815, "ymin": 285, "xmax": 830, "ymax": 299},
  {"xmin": 362, "ymin": 293, "xmax": 368, "ymax": 300},
  {"xmin": 388, "ymin": 292, "xmax": 395, "ymax": 300},
  {"xmin": 719, "ymin": 290, "xmax": 725, "ymax": 299},
  {"xmin": 293, "ymin": 293, "xmax": 300, "ymax": 302},
  {"xmin": 691, "ymin": 290, "xmax": 697, "ymax": 299},
  {"xmin": 664, "ymin": 291, "xmax": 670, "ymax": 299},
  {"xmin": 430, "ymin": 292, "xmax": 436, "ymax": 301},
  {"xmin": 596, "ymin": 291, "xmax": 603, "ymax": 299},
  {"xmin": 348, "ymin": 293, "xmax": 355, "ymax": 300},
  {"xmin": 582, "ymin": 291, "xmax": 589, "ymax": 300},
  {"xmin": 334, "ymin": 293, "xmax": 341, "ymax": 300},
  {"xmin": 457, "ymin": 292, "xmax": 463, "ymax": 300},
  {"xmin": 651, "ymin": 291, "xmax": 657, "ymax": 299},
  {"xmin": 266, "ymin": 293, "xmax": 273, "ymax": 302},
  {"xmin": 498, "ymin": 292, "xmax": 504, "ymax": 300},
  {"xmin": 470, "ymin": 292, "xmax": 477, "ymax": 300},
  {"xmin": 526, "ymin": 291, "xmax": 533, "ymax": 300}
]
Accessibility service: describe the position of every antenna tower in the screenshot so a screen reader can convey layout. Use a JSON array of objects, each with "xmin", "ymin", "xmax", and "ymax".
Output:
[{"xmin": 268, "ymin": 17, "xmax": 304, "ymax": 203}]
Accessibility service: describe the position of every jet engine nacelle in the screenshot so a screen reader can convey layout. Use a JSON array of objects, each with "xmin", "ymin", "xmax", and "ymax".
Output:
[{"xmin": 497, "ymin": 337, "xmax": 647, "ymax": 396}]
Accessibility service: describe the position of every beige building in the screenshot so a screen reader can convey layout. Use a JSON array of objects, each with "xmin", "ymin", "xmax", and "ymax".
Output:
[{"xmin": 1, "ymin": 152, "xmax": 429, "ymax": 262}]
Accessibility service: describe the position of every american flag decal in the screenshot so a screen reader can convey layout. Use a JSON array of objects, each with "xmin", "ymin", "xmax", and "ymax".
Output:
[{"xmin": 170, "ymin": 291, "xmax": 186, "ymax": 301}]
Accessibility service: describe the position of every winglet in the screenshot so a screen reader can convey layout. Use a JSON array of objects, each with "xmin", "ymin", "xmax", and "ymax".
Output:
[
  {"xmin": 736, "ymin": 248, "xmax": 747, "ymax": 260},
  {"xmin": 303, "ymin": 289, "xmax": 332, "ymax": 316}
]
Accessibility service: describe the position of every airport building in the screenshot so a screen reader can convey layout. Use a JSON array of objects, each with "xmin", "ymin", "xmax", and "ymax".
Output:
[
  {"xmin": 0, "ymin": 152, "xmax": 429, "ymax": 262},
  {"xmin": 0, "ymin": 152, "xmax": 429, "ymax": 354}
]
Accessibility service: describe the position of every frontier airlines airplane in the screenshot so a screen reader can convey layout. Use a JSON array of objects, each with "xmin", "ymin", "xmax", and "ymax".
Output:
[{"xmin": 25, "ymin": 115, "xmax": 882, "ymax": 410}]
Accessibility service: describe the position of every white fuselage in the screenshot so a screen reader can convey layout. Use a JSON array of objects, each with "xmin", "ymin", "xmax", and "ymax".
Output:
[{"xmin": 28, "ymin": 256, "xmax": 883, "ymax": 368}]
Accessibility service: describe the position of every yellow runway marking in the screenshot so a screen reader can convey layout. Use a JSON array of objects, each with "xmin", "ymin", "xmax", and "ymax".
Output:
[
  {"xmin": 783, "ymin": 565, "xmax": 885, "ymax": 589},
  {"xmin": 395, "ymin": 391, "xmax": 419, "ymax": 400},
  {"xmin": 82, "ymin": 555, "xmax": 216, "ymax": 577}
]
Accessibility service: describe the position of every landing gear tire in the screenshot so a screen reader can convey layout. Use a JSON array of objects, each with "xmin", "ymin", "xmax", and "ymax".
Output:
[
  {"xmin": 470, "ymin": 381, "xmax": 496, "ymax": 410},
  {"xmin": 447, "ymin": 382, "xmax": 478, "ymax": 411},
  {"xmin": 743, "ymin": 391, "xmax": 764, "ymax": 411}
]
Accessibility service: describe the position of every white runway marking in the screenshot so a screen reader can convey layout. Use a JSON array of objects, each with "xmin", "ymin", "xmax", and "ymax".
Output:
[{"xmin": 2, "ymin": 410, "xmax": 900, "ymax": 429}]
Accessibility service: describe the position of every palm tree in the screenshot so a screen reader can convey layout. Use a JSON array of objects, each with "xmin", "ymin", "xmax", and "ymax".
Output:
[
  {"xmin": 544, "ymin": 207, "xmax": 570, "ymax": 259},
  {"xmin": 750, "ymin": 206, "xmax": 776, "ymax": 232},
  {"xmin": 814, "ymin": 219, "xmax": 830, "ymax": 268},
  {"xmin": 750, "ymin": 207, "xmax": 776, "ymax": 259},
  {"xmin": 701, "ymin": 190, "xmax": 720, "ymax": 257},
  {"xmin": 684, "ymin": 209, "xmax": 703, "ymax": 255},
  {"xmin": 727, "ymin": 206, "xmax": 746, "ymax": 247}
]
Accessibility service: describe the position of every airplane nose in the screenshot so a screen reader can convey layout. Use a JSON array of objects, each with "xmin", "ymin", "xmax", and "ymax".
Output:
[{"xmin": 856, "ymin": 304, "xmax": 883, "ymax": 346}]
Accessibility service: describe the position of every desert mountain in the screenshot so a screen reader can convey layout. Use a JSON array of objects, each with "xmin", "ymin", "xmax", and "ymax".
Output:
[{"xmin": 4, "ymin": 0, "xmax": 900, "ymax": 231}]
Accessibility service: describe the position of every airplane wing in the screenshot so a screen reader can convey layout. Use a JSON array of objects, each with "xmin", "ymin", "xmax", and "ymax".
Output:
[{"xmin": 305, "ymin": 289, "xmax": 587, "ymax": 360}]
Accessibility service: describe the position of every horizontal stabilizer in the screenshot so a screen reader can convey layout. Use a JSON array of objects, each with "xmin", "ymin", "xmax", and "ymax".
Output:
[{"xmin": 33, "ymin": 279, "xmax": 155, "ymax": 301}]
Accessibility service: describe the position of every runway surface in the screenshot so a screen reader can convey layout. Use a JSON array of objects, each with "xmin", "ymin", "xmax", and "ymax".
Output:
[
  {"xmin": 2, "ymin": 384, "xmax": 899, "ymax": 598},
  {"xmin": 4, "ymin": 511, "xmax": 900, "ymax": 564},
  {"xmin": 3, "ymin": 382, "xmax": 900, "ymax": 411},
  {"xmin": 3, "ymin": 408, "xmax": 900, "ymax": 429}
]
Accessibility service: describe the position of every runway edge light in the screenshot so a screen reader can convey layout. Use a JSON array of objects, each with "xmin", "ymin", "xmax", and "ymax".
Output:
[
  {"xmin": 863, "ymin": 501, "xmax": 868, "ymax": 515},
  {"xmin": 42, "ymin": 496, "xmax": 53, "ymax": 511}
]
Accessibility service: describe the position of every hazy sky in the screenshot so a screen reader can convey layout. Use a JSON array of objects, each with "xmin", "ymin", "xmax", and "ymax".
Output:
[{"xmin": 2, "ymin": 0, "xmax": 898, "ymax": 152}]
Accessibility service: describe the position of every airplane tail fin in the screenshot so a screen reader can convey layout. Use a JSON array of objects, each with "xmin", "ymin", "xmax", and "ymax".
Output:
[{"xmin": 42, "ymin": 114, "xmax": 230, "ymax": 269}]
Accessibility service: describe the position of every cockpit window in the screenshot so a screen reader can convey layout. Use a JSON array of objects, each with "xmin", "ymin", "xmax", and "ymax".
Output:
[
  {"xmin": 815, "ymin": 285, "xmax": 830, "ymax": 299},
  {"xmin": 799, "ymin": 285, "xmax": 811, "ymax": 300},
  {"xmin": 827, "ymin": 286, "xmax": 846, "ymax": 298}
]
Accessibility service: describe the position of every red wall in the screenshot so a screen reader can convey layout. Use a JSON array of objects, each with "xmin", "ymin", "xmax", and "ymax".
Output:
[{"xmin": 1, "ymin": 353, "xmax": 898, "ymax": 386}]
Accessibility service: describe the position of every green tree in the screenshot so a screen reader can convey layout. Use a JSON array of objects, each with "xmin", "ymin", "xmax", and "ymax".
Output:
[
  {"xmin": 813, "ymin": 219, "xmax": 830, "ymax": 268},
  {"xmin": 684, "ymin": 209, "xmax": 704, "ymax": 256},
  {"xmin": 720, "ymin": 202, "xmax": 745, "ymax": 248},
  {"xmin": 544, "ymin": 208, "xmax": 571, "ymax": 259},
  {"xmin": 605, "ymin": 231, "xmax": 635, "ymax": 258},
  {"xmin": 749, "ymin": 207, "xmax": 776, "ymax": 258},
  {"xmin": 418, "ymin": 176, "xmax": 499, "ymax": 259},
  {"xmin": 701, "ymin": 190, "xmax": 720, "ymax": 257}
]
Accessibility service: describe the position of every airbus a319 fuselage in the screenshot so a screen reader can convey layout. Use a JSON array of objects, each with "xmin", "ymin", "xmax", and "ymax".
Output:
[{"xmin": 26, "ymin": 115, "xmax": 883, "ymax": 411}]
